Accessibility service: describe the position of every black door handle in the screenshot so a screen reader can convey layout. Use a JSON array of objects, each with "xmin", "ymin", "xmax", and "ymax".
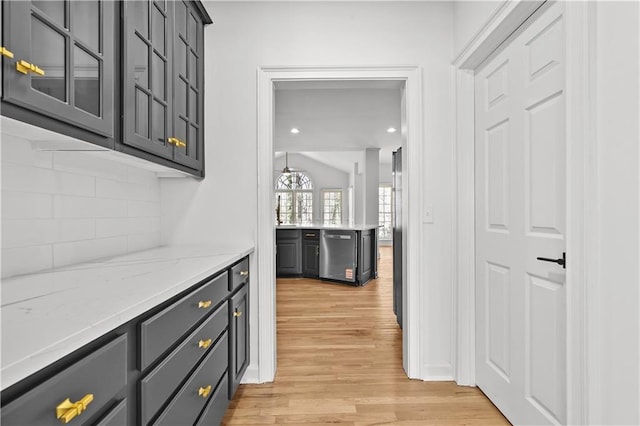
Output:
[{"xmin": 536, "ymin": 252, "xmax": 566, "ymax": 269}]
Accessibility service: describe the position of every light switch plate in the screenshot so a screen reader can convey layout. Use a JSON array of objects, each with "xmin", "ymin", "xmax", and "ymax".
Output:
[{"xmin": 424, "ymin": 205, "xmax": 434, "ymax": 224}]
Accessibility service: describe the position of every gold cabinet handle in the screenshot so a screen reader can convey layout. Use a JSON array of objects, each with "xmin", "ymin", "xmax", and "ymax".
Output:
[
  {"xmin": 198, "ymin": 300, "xmax": 212, "ymax": 309},
  {"xmin": 198, "ymin": 385, "xmax": 212, "ymax": 399},
  {"xmin": 0, "ymin": 47, "xmax": 14, "ymax": 58},
  {"xmin": 239, "ymin": 270, "xmax": 249, "ymax": 277},
  {"xmin": 233, "ymin": 310, "xmax": 242, "ymax": 318},
  {"xmin": 56, "ymin": 394, "xmax": 94, "ymax": 424},
  {"xmin": 167, "ymin": 137, "xmax": 186, "ymax": 148},
  {"xmin": 198, "ymin": 338, "xmax": 212, "ymax": 349},
  {"xmin": 16, "ymin": 59, "xmax": 45, "ymax": 75}
]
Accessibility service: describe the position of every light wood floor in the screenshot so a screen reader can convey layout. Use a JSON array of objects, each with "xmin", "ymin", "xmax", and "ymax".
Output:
[{"xmin": 223, "ymin": 247, "xmax": 509, "ymax": 425}]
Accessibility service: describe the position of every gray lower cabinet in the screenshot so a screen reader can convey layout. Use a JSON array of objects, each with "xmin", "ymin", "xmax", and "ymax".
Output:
[
  {"xmin": 357, "ymin": 229, "xmax": 376, "ymax": 284},
  {"xmin": 302, "ymin": 230, "xmax": 320, "ymax": 278},
  {"xmin": 229, "ymin": 283, "xmax": 249, "ymax": 398},
  {"xmin": 153, "ymin": 333, "xmax": 228, "ymax": 426},
  {"xmin": 1, "ymin": 335, "xmax": 127, "ymax": 426},
  {"xmin": 2, "ymin": 0, "xmax": 115, "ymax": 138},
  {"xmin": 95, "ymin": 399, "xmax": 128, "ymax": 426},
  {"xmin": 276, "ymin": 229, "xmax": 302, "ymax": 275},
  {"xmin": 1, "ymin": 255, "xmax": 251, "ymax": 426}
]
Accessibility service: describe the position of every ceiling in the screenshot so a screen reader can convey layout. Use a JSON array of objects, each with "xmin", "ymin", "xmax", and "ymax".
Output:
[{"xmin": 274, "ymin": 80, "xmax": 404, "ymax": 169}]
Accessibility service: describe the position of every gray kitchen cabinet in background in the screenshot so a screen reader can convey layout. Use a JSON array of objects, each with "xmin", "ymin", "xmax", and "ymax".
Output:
[
  {"xmin": 302, "ymin": 230, "xmax": 320, "ymax": 278},
  {"xmin": 276, "ymin": 229, "xmax": 302, "ymax": 275},
  {"xmin": 123, "ymin": 0, "xmax": 206, "ymax": 172},
  {"xmin": 2, "ymin": 0, "xmax": 115, "ymax": 141}
]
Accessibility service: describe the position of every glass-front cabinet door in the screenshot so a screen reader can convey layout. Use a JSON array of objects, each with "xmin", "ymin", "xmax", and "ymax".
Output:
[
  {"xmin": 172, "ymin": 0, "xmax": 203, "ymax": 170},
  {"xmin": 123, "ymin": 0, "xmax": 173, "ymax": 160},
  {"xmin": 2, "ymin": 0, "xmax": 114, "ymax": 136}
]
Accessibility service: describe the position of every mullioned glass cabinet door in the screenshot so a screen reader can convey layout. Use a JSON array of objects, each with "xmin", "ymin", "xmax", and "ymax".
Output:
[
  {"xmin": 122, "ymin": 0, "xmax": 173, "ymax": 161},
  {"xmin": 2, "ymin": 0, "xmax": 115, "ymax": 136}
]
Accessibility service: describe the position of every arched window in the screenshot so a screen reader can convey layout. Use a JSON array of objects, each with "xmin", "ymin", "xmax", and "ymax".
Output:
[{"xmin": 275, "ymin": 172, "xmax": 313, "ymax": 224}]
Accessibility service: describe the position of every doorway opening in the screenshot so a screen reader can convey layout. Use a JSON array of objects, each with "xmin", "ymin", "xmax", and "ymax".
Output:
[
  {"xmin": 255, "ymin": 66, "xmax": 424, "ymax": 383},
  {"xmin": 272, "ymin": 79, "xmax": 405, "ymax": 379}
]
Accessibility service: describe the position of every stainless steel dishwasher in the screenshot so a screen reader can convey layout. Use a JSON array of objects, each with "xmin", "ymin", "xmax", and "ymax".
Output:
[{"xmin": 319, "ymin": 229, "xmax": 357, "ymax": 283}]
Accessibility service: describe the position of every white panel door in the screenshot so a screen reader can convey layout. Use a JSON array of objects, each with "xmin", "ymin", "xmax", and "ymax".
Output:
[{"xmin": 475, "ymin": 2, "xmax": 567, "ymax": 425}]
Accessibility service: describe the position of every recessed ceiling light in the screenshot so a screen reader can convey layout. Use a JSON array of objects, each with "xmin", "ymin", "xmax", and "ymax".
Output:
[
  {"xmin": 290, "ymin": 128, "xmax": 300, "ymax": 134},
  {"xmin": 387, "ymin": 127, "xmax": 397, "ymax": 133}
]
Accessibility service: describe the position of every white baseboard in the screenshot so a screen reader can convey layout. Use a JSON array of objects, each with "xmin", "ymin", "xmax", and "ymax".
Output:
[
  {"xmin": 240, "ymin": 364, "xmax": 261, "ymax": 384},
  {"xmin": 423, "ymin": 363, "xmax": 454, "ymax": 381}
]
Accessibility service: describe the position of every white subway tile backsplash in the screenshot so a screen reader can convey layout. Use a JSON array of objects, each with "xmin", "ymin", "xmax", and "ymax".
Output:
[
  {"xmin": 2, "ymin": 218, "xmax": 95, "ymax": 248},
  {"xmin": 127, "ymin": 233, "xmax": 161, "ymax": 253},
  {"xmin": 96, "ymin": 217, "xmax": 153, "ymax": 238},
  {"xmin": 53, "ymin": 151, "xmax": 129, "ymax": 181},
  {"xmin": 127, "ymin": 200, "xmax": 160, "ymax": 217},
  {"xmin": 2, "ymin": 191, "xmax": 53, "ymax": 219},
  {"xmin": 2, "ymin": 162, "xmax": 95, "ymax": 196},
  {"xmin": 53, "ymin": 195, "xmax": 127, "ymax": 218},
  {"xmin": 53, "ymin": 237, "xmax": 128, "ymax": 268},
  {"xmin": 1, "ymin": 137, "xmax": 53, "ymax": 168},
  {"xmin": 2, "ymin": 245, "xmax": 53, "ymax": 278},
  {"xmin": 96, "ymin": 178, "xmax": 153, "ymax": 201},
  {"xmin": 2, "ymin": 134, "xmax": 163, "ymax": 278}
]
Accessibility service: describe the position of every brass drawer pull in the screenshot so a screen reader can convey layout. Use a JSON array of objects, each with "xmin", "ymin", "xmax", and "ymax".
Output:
[
  {"xmin": 16, "ymin": 59, "xmax": 45, "ymax": 75},
  {"xmin": 239, "ymin": 270, "xmax": 249, "ymax": 277},
  {"xmin": 198, "ymin": 385, "xmax": 212, "ymax": 399},
  {"xmin": 167, "ymin": 137, "xmax": 186, "ymax": 148},
  {"xmin": 0, "ymin": 47, "xmax": 14, "ymax": 58},
  {"xmin": 56, "ymin": 394, "xmax": 94, "ymax": 424},
  {"xmin": 198, "ymin": 300, "xmax": 212, "ymax": 309},
  {"xmin": 233, "ymin": 310, "xmax": 242, "ymax": 318},
  {"xmin": 198, "ymin": 338, "xmax": 212, "ymax": 349}
]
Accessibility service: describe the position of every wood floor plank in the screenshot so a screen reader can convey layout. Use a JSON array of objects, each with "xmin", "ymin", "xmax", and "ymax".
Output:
[{"xmin": 223, "ymin": 247, "xmax": 509, "ymax": 425}]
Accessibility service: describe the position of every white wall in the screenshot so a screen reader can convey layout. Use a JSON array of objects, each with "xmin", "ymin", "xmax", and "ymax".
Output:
[
  {"xmin": 273, "ymin": 153, "xmax": 350, "ymax": 224},
  {"xmin": 161, "ymin": 1, "xmax": 456, "ymax": 379},
  {"xmin": 452, "ymin": 1, "xmax": 502, "ymax": 56},
  {"xmin": 594, "ymin": 1, "xmax": 639, "ymax": 423},
  {"xmin": 1, "ymin": 135, "xmax": 161, "ymax": 278}
]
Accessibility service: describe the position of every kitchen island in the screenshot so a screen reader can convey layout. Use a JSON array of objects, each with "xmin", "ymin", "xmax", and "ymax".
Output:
[{"xmin": 276, "ymin": 224, "xmax": 378, "ymax": 285}]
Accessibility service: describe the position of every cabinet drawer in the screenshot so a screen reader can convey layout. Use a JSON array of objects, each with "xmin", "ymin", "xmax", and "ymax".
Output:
[
  {"xmin": 1, "ymin": 334, "xmax": 127, "ymax": 426},
  {"xmin": 140, "ymin": 302, "xmax": 228, "ymax": 424},
  {"xmin": 229, "ymin": 257, "xmax": 249, "ymax": 291},
  {"xmin": 277, "ymin": 229, "xmax": 300, "ymax": 239},
  {"xmin": 153, "ymin": 332, "xmax": 228, "ymax": 426},
  {"xmin": 195, "ymin": 375, "xmax": 229, "ymax": 426},
  {"xmin": 95, "ymin": 399, "xmax": 127, "ymax": 426},
  {"xmin": 140, "ymin": 272, "xmax": 228, "ymax": 370}
]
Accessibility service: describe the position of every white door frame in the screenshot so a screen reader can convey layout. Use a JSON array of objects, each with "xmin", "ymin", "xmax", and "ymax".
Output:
[
  {"xmin": 452, "ymin": 1, "xmax": 598, "ymax": 424},
  {"xmin": 255, "ymin": 66, "xmax": 424, "ymax": 383}
]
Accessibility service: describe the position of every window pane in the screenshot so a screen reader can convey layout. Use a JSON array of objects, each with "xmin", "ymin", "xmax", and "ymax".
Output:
[
  {"xmin": 133, "ymin": 34, "xmax": 149, "ymax": 88},
  {"xmin": 152, "ymin": 4, "xmax": 165, "ymax": 55},
  {"xmin": 74, "ymin": 46, "xmax": 100, "ymax": 116},
  {"xmin": 31, "ymin": 15, "xmax": 66, "ymax": 102},
  {"xmin": 379, "ymin": 186, "xmax": 393, "ymax": 239},
  {"xmin": 276, "ymin": 192, "xmax": 293, "ymax": 225},
  {"xmin": 33, "ymin": 1, "xmax": 66, "ymax": 27},
  {"xmin": 296, "ymin": 192, "xmax": 313, "ymax": 224},
  {"xmin": 73, "ymin": 1, "xmax": 100, "ymax": 52},
  {"xmin": 323, "ymin": 190, "xmax": 342, "ymax": 225}
]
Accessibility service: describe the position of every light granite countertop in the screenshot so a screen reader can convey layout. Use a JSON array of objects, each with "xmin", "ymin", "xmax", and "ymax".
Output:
[
  {"xmin": 276, "ymin": 224, "xmax": 380, "ymax": 231},
  {"xmin": 0, "ymin": 244, "xmax": 254, "ymax": 390}
]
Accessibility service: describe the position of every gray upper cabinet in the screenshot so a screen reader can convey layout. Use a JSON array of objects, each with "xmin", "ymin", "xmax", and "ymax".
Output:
[
  {"xmin": 123, "ymin": 0, "xmax": 207, "ymax": 172},
  {"xmin": 2, "ymin": 0, "xmax": 115, "ymax": 137}
]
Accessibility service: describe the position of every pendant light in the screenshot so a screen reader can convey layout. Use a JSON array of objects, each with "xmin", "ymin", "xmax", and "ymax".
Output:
[{"xmin": 282, "ymin": 152, "xmax": 292, "ymax": 174}]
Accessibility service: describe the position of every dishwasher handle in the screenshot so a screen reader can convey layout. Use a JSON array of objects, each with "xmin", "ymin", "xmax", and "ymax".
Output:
[{"xmin": 324, "ymin": 234, "xmax": 352, "ymax": 240}]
